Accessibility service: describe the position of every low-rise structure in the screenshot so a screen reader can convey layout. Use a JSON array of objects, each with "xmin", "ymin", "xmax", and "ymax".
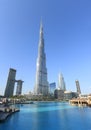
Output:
[
  {"xmin": 54, "ymin": 89, "xmax": 64, "ymax": 100},
  {"xmin": 64, "ymin": 91, "xmax": 78, "ymax": 100}
]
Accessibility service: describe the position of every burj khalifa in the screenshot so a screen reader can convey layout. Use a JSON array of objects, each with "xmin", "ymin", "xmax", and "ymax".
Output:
[{"xmin": 34, "ymin": 23, "xmax": 49, "ymax": 96}]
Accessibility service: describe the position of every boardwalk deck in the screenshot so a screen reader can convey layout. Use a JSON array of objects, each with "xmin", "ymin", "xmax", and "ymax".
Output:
[{"xmin": 0, "ymin": 108, "xmax": 20, "ymax": 122}]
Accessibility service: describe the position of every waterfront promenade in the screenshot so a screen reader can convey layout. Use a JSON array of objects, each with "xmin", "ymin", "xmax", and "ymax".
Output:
[
  {"xmin": 69, "ymin": 96, "xmax": 91, "ymax": 106},
  {"xmin": 0, "ymin": 105, "xmax": 20, "ymax": 122}
]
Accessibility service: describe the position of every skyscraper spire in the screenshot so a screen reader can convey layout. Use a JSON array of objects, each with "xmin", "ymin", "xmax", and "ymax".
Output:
[
  {"xmin": 34, "ymin": 23, "xmax": 49, "ymax": 96},
  {"xmin": 39, "ymin": 20, "xmax": 44, "ymax": 47},
  {"xmin": 40, "ymin": 20, "xmax": 43, "ymax": 33}
]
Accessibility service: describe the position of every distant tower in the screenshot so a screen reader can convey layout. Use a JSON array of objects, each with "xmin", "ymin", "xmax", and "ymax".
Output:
[
  {"xmin": 58, "ymin": 73, "xmax": 66, "ymax": 91},
  {"xmin": 16, "ymin": 80, "xmax": 24, "ymax": 96},
  {"xmin": 4, "ymin": 68, "xmax": 16, "ymax": 97},
  {"xmin": 49, "ymin": 82, "xmax": 56, "ymax": 95},
  {"xmin": 75, "ymin": 80, "xmax": 81, "ymax": 94},
  {"xmin": 34, "ymin": 22, "xmax": 49, "ymax": 96}
]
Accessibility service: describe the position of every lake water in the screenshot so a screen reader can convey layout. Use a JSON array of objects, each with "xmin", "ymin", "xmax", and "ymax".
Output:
[{"xmin": 0, "ymin": 102, "xmax": 91, "ymax": 130}]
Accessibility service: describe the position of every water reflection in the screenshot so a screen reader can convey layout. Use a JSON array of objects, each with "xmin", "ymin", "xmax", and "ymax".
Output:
[{"xmin": 0, "ymin": 102, "xmax": 91, "ymax": 130}]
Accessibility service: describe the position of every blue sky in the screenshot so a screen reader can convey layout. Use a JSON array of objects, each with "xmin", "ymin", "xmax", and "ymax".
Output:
[{"xmin": 0, "ymin": 0, "xmax": 91, "ymax": 95}]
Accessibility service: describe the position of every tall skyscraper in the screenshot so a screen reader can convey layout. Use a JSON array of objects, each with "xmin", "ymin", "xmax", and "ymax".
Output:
[
  {"xmin": 58, "ymin": 73, "xmax": 66, "ymax": 91},
  {"xmin": 49, "ymin": 82, "xmax": 56, "ymax": 95},
  {"xmin": 34, "ymin": 23, "xmax": 49, "ymax": 96},
  {"xmin": 16, "ymin": 80, "xmax": 24, "ymax": 96},
  {"xmin": 4, "ymin": 68, "xmax": 16, "ymax": 97},
  {"xmin": 75, "ymin": 80, "xmax": 81, "ymax": 94}
]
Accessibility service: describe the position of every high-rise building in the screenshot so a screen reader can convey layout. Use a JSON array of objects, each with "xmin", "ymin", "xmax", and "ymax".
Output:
[
  {"xmin": 58, "ymin": 73, "xmax": 66, "ymax": 91},
  {"xmin": 34, "ymin": 23, "xmax": 49, "ymax": 96},
  {"xmin": 49, "ymin": 82, "xmax": 56, "ymax": 95},
  {"xmin": 75, "ymin": 80, "xmax": 81, "ymax": 94},
  {"xmin": 4, "ymin": 68, "xmax": 16, "ymax": 97},
  {"xmin": 16, "ymin": 80, "xmax": 24, "ymax": 96}
]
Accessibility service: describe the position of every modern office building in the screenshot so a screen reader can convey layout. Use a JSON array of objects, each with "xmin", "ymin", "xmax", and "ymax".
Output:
[
  {"xmin": 4, "ymin": 68, "xmax": 16, "ymax": 97},
  {"xmin": 58, "ymin": 73, "xmax": 66, "ymax": 91},
  {"xmin": 34, "ymin": 23, "xmax": 49, "ymax": 96},
  {"xmin": 54, "ymin": 88, "xmax": 64, "ymax": 100},
  {"xmin": 75, "ymin": 80, "xmax": 81, "ymax": 94},
  {"xmin": 49, "ymin": 82, "xmax": 56, "ymax": 95},
  {"xmin": 16, "ymin": 80, "xmax": 24, "ymax": 96}
]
